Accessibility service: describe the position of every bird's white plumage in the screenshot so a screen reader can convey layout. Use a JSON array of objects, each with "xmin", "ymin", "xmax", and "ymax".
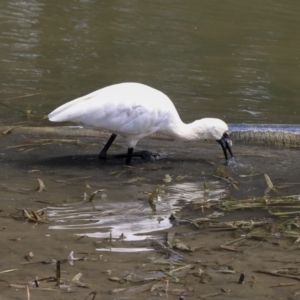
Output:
[{"xmin": 48, "ymin": 82, "xmax": 229, "ymax": 148}]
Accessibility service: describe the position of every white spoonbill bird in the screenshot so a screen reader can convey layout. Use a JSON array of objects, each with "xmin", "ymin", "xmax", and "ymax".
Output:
[{"xmin": 48, "ymin": 82, "xmax": 233, "ymax": 164}]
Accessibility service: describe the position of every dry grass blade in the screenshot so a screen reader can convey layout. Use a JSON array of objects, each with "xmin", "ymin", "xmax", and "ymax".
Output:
[
  {"xmin": 264, "ymin": 174, "xmax": 274, "ymax": 189},
  {"xmin": 19, "ymin": 209, "xmax": 46, "ymax": 223},
  {"xmin": 163, "ymin": 174, "xmax": 172, "ymax": 183},
  {"xmin": 37, "ymin": 138, "xmax": 84, "ymax": 145},
  {"xmin": 150, "ymin": 278, "xmax": 169, "ymax": 291},
  {"xmin": 88, "ymin": 190, "xmax": 105, "ymax": 202},
  {"xmin": 203, "ymin": 180, "xmax": 209, "ymax": 190},
  {"xmin": 148, "ymin": 186, "xmax": 162, "ymax": 212},
  {"xmin": 71, "ymin": 273, "xmax": 82, "ymax": 283},
  {"xmin": 110, "ymin": 288, "xmax": 126, "ymax": 294},
  {"xmin": 269, "ymin": 283, "xmax": 297, "ymax": 288},
  {"xmin": 69, "ymin": 273, "xmax": 91, "ymax": 288},
  {"xmin": 254, "ymin": 269, "xmax": 300, "ymax": 281},
  {"xmin": 199, "ymin": 292, "xmax": 222, "ymax": 299},
  {"xmin": 1, "ymin": 127, "xmax": 16, "ymax": 136},
  {"xmin": 173, "ymin": 240, "xmax": 197, "ymax": 252},
  {"xmin": 169, "ymin": 264, "xmax": 192, "ymax": 275},
  {"xmin": 152, "ymin": 240, "xmax": 181, "ymax": 257},
  {"xmin": 109, "ymin": 169, "xmax": 126, "ymax": 178},
  {"xmin": 27, "ymin": 285, "xmax": 30, "ymax": 300},
  {"xmin": 6, "ymin": 139, "xmax": 84, "ymax": 149},
  {"xmin": 224, "ymin": 236, "xmax": 246, "ymax": 246},
  {"xmin": 218, "ymin": 197, "xmax": 300, "ymax": 212},
  {"xmin": 9, "ymin": 284, "xmax": 59, "ymax": 291},
  {"xmin": 153, "ymin": 260, "xmax": 186, "ymax": 266},
  {"xmin": 0, "ymin": 102, "xmax": 27, "ymax": 114},
  {"xmin": 213, "ymin": 168, "xmax": 238, "ymax": 190},
  {"xmin": 37, "ymin": 179, "xmax": 47, "ymax": 192},
  {"xmin": 0, "ymin": 269, "xmax": 19, "ymax": 274},
  {"xmin": 26, "ymin": 104, "xmax": 33, "ymax": 120},
  {"xmin": 30, "ymin": 211, "xmax": 40, "ymax": 222},
  {"xmin": 84, "ymin": 291, "xmax": 97, "ymax": 300},
  {"xmin": 218, "ymin": 245, "xmax": 240, "ymax": 252},
  {"xmin": 5, "ymin": 143, "xmax": 39, "ymax": 149},
  {"xmin": 0, "ymin": 184, "xmax": 31, "ymax": 194},
  {"xmin": 1, "ymin": 93, "xmax": 38, "ymax": 102},
  {"xmin": 24, "ymin": 252, "xmax": 34, "ymax": 262},
  {"xmin": 239, "ymin": 172, "xmax": 262, "ymax": 178},
  {"xmin": 167, "ymin": 232, "xmax": 175, "ymax": 248},
  {"xmin": 264, "ymin": 174, "xmax": 299, "ymax": 194},
  {"xmin": 270, "ymin": 210, "xmax": 300, "ymax": 217},
  {"xmin": 0, "ymin": 97, "xmax": 39, "ymax": 120}
]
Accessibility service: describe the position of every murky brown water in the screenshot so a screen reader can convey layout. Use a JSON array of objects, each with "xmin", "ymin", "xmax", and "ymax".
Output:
[
  {"xmin": 0, "ymin": 129, "xmax": 299, "ymax": 298},
  {"xmin": 0, "ymin": 1, "xmax": 300, "ymax": 299},
  {"xmin": 0, "ymin": 0, "xmax": 300, "ymax": 124}
]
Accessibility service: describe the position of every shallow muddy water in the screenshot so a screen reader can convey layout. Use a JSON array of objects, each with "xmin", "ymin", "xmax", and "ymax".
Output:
[{"xmin": 1, "ymin": 129, "xmax": 300, "ymax": 299}]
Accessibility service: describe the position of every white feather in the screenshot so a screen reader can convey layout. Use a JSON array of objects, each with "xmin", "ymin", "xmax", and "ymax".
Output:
[{"xmin": 48, "ymin": 82, "xmax": 229, "ymax": 149}]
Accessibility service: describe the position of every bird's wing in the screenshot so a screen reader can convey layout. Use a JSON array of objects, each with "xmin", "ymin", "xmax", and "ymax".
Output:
[{"xmin": 48, "ymin": 83, "xmax": 174, "ymax": 137}]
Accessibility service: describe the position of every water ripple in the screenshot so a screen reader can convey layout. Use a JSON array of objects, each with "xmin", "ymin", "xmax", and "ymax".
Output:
[{"xmin": 48, "ymin": 181, "xmax": 227, "ymax": 241}]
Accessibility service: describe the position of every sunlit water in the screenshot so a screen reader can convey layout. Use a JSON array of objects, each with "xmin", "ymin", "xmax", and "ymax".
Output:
[{"xmin": 47, "ymin": 181, "xmax": 226, "ymax": 244}]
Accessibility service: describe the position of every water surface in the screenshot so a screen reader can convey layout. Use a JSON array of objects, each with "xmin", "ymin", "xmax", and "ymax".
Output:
[{"xmin": 0, "ymin": 0, "xmax": 299, "ymax": 124}]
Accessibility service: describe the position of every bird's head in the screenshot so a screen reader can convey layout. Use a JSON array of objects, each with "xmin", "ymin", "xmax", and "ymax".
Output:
[
  {"xmin": 188, "ymin": 118, "xmax": 234, "ymax": 163},
  {"xmin": 217, "ymin": 130, "xmax": 233, "ymax": 162}
]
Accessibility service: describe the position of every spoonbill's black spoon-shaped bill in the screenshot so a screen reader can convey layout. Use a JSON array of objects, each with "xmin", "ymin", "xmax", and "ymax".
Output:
[{"xmin": 48, "ymin": 82, "xmax": 233, "ymax": 164}]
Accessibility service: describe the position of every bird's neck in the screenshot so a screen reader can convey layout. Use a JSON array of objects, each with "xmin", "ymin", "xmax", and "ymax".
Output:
[{"xmin": 162, "ymin": 120, "xmax": 208, "ymax": 141}]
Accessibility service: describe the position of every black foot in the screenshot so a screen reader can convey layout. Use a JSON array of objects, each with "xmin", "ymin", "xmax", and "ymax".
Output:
[
  {"xmin": 131, "ymin": 150, "xmax": 161, "ymax": 162},
  {"xmin": 98, "ymin": 153, "xmax": 110, "ymax": 160}
]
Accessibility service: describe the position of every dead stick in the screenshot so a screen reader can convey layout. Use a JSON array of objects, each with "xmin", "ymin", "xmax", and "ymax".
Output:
[
  {"xmin": 56, "ymin": 260, "xmax": 61, "ymax": 287},
  {"xmin": 254, "ymin": 270, "xmax": 300, "ymax": 281}
]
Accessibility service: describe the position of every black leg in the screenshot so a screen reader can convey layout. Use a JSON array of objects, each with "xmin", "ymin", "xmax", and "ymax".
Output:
[
  {"xmin": 98, "ymin": 135, "xmax": 158, "ymax": 164},
  {"xmin": 126, "ymin": 148, "xmax": 134, "ymax": 165},
  {"xmin": 113, "ymin": 149, "xmax": 159, "ymax": 164},
  {"xmin": 217, "ymin": 136, "xmax": 234, "ymax": 164},
  {"xmin": 217, "ymin": 139, "xmax": 228, "ymax": 161},
  {"xmin": 226, "ymin": 144, "xmax": 233, "ymax": 158},
  {"xmin": 99, "ymin": 133, "xmax": 117, "ymax": 159}
]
